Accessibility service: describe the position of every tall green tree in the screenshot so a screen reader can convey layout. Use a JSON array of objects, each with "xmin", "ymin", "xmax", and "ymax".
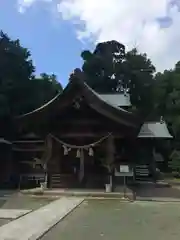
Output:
[
  {"xmin": 155, "ymin": 62, "xmax": 180, "ymax": 138},
  {"xmin": 81, "ymin": 40, "xmax": 126, "ymax": 93},
  {"xmin": 0, "ymin": 31, "xmax": 64, "ymax": 139},
  {"xmin": 24, "ymin": 73, "xmax": 63, "ymax": 113},
  {"xmin": 154, "ymin": 63, "xmax": 180, "ymax": 172},
  {"xmin": 0, "ymin": 32, "xmax": 35, "ymax": 116},
  {"xmin": 125, "ymin": 48, "xmax": 155, "ymax": 114},
  {"xmin": 0, "ymin": 31, "xmax": 63, "ymax": 117},
  {"xmin": 80, "ymin": 41, "xmax": 155, "ymax": 115},
  {"xmin": 0, "ymin": 31, "xmax": 35, "ymax": 117},
  {"xmin": 0, "ymin": 31, "xmax": 35, "ymax": 137}
]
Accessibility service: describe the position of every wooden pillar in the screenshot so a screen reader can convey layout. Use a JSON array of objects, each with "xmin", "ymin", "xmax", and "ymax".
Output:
[
  {"xmin": 147, "ymin": 140, "xmax": 157, "ymax": 182},
  {"xmin": 79, "ymin": 149, "xmax": 84, "ymax": 183},
  {"xmin": 7, "ymin": 145, "xmax": 13, "ymax": 183},
  {"xmin": 151, "ymin": 145, "xmax": 157, "ymax": 182},
  {"xmin": 106, "ymin": 135, "xmax": 115, "ymax": 187}
]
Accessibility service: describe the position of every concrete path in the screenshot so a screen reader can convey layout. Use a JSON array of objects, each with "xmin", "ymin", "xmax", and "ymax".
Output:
[
  {"xmin": 0, "ymin": 209, "xmax": 31, "ymax": 219},
  {"xmin": 0, "ymin": 197, "xmax": 84, "ymax": 240}
]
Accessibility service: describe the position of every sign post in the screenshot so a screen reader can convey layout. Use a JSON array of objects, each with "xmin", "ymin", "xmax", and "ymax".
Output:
[
  {"xmin": 115, "ymin": 165, "xmax": 134, "ymax": 200},
  {"xmin": 120, "ymin": 165, "xmax": 129, "ymax": 198}
]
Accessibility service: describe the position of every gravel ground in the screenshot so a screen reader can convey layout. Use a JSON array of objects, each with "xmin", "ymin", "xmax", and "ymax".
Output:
[{"xmin": 41, "ymin": 199, "xmax": 180, "ymax": 240}]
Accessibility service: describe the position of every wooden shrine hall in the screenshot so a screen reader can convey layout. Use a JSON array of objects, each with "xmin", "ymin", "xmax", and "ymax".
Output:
[{"xmin": 12, "ymin": 69, "xmax": 173, "ymax": 190}]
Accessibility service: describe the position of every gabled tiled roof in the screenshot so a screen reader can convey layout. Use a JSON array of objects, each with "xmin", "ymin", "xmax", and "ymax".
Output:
[{"xmin": 16, "ymin": 75, "xmax": 140, "ymax": 129}]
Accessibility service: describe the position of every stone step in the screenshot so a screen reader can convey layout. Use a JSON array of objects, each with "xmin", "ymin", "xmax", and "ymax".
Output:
[
  {"xmin": 51, "ymin": 177, "xmax": 61, "ymax": 180},
  {"xmin": 29, "ymin": 189, "xmax": 134, "ymax": 199},
  {"xmin": 135, "ymin": 164, "xmax": 151, "ymax": 182},
  {"xmin": 135, "ymin": 178, "xmax": 152, "ymax": 182}
]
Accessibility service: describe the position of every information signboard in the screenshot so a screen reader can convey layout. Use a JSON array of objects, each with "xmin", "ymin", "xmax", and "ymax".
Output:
[
  {"xmin": 120, "ymin": 165, "xmax": 129, "ymax": 173},
  {"xmin": 114, "ymin": 165, "xmax": 134, "ymax": 177}
]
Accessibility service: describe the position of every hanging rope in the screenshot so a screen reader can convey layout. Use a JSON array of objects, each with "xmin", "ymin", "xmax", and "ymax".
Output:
[
  {"xmin": 49, "ymin": 132, "xmax": 112, "ymax": 149},
  {"xmin": 32, "ymin": 135, "xmax": 53, "ymax": 169},
  {"xmin": 44, "ymin": 134, "xmax": 53, "ymax": 166}
]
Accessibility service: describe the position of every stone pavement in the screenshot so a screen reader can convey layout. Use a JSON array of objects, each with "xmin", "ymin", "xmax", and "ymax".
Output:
[
  {"xmin": 0, "ymin": 197, "xmax": 84, "ymax": 240},
  {"xmin": 0, "ymin": 209, "xmax": 31, "ymax": 219},
  {"xmin": 41, "ymin": 199, "xmax": 180, "ymax": 240}
]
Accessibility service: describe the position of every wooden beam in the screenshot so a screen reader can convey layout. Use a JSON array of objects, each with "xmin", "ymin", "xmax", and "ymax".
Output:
[
  {"xmin": 12, "ymin": 148, "xmax": 44, "ymax": 152},
  {"xmin": 13, "ymin": 140, "xmax": 44, "ymax": 143},
  {"xmin": 58, "ymin": 133, "xmax": 103, "ymax": 138},
  {"xmin": 58, "ymin": 132, "xmax": 123, "ymax": 138},
  {"xmin": 57, "ymin": 119, "xmax": 100, "ymax": 125}
]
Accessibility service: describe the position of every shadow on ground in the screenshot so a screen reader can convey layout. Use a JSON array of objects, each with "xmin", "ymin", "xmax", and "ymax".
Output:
[{"xmin": 129, "ymin": 183, "xmax": 180, "ymax": 199}]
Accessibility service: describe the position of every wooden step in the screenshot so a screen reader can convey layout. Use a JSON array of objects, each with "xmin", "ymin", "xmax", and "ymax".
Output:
[
  {"xmin": 50, "ymin": 174, "xmax": 78, "ymax": 188},
  {"xmin": 135, "ymin": 164, "xmax": 152, "ymax": 182}
]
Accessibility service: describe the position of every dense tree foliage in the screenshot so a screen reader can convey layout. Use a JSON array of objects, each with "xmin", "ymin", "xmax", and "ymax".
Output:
[
  {"xmin": 21, "ymin": 73, "xmax": 62, "ymax": 114},
  {"xmin": 0, "ymin": 31, "xmax": 62, "ymax": 118},
  {"xmin": 81, "ymin": 41, "xmax": 155, "ymax": 115},
  {"xmin": 154, "ymin": 63, "xmax": 180, "ymax": 139},
  {"xmin": 81, "ymin": 41, "xmax": 126, "ymax": 93},
  {"xmin": 125, "ymin": 48, "xmax": 155, "ymax": 114}
]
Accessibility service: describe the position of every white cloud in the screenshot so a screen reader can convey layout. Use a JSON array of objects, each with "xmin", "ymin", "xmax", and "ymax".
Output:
[
  {"xmin": 57, "ymin": 0, "xmax": 180, "ymax": 72},
  {"xmin": 17, "ymin": 0, "xmax": 180, "ymax": 72},
  {"xmin": 17, "ymin": 0, "xmax": 52, "ymax": 13}
]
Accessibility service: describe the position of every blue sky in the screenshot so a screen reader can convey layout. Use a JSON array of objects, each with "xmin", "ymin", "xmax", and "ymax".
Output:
[
  {"xmin": 0, "ymin": 1, "xmax": 93, "ymax": 87},
  {"xmin": 1, "ymin": 0, "xmax": 180, "ymax": 87}
]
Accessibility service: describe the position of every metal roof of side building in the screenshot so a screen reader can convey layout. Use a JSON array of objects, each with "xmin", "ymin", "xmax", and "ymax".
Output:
[
  {"xmin": 138, "ymin": 121, "xmax": 173, "ymax": 138},
  {"xmin": 0, "ymin": 138, "xmax": 12, "ymax": 144}
]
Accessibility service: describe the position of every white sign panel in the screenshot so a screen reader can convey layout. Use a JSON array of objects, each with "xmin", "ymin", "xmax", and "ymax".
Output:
[
  {"xmin": 120, "ymin": 165, "xmax": 129, "ymax": 173},
  {"xmin": 115, "ymin": 166, "xmax": 133, "ymax": 176}
]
